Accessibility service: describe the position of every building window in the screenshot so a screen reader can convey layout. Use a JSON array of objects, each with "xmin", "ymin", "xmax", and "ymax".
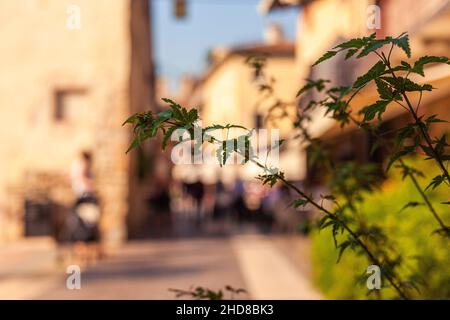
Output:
[{"xmin": 54, "ymin": 88, "xmax": 87, "ymax": 121}]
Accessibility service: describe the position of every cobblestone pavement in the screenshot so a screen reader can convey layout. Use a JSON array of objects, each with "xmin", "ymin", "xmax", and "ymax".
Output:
[{"xmin": 0, "ymin": 231, "xmax": 322, "ymax": 299}]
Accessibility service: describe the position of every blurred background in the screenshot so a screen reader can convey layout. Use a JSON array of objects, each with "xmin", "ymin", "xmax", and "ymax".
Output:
[{"xmin": 0, "ymin": 0, "xmax": 449, "ymax": 299}]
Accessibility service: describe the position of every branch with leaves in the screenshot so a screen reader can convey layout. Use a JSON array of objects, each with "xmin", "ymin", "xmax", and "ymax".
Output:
[
  {"xmin": 123, "ymin": 98, "xmax": 410, "ymax": 299},
  {"xmin": 305, "ymin": 32, "xmax": 450, "ymax": 237},
  {"xmin": 124, "ymin": 32, "xmax": 450, "ymax": 299}
]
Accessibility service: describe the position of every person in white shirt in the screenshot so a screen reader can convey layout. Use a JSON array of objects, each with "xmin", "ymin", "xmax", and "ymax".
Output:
[{"xmin": 68, "ymin": 150, "xmax": 102, "ymax": 265}]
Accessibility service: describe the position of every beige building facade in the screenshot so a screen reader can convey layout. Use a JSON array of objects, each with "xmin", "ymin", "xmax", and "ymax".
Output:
[
  {"xmin": 180, "ymin": 35, "xmax": 305, "ymax": 183},
  {"xmin": 259, "ymin": 0, "xmax": 450, "ymax": 181},
  {"xmin": 0, "ymin": 0, "xmax": 155, "ymax": 244}
]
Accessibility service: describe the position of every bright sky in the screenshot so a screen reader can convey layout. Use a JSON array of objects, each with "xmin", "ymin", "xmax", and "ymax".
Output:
[{"xmin": 152, "ymin": 0, "xmax": 299, "ymax": 89}]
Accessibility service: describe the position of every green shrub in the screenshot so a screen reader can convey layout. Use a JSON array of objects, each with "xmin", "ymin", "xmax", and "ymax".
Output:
[{"xmin": 311, "ymin": 158, "xmax": 450, "ymax": 299}]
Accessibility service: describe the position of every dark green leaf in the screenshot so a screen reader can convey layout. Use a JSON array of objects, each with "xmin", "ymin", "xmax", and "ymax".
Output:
[
  {"xmin": 375, "ymin": 78, "xmax": 394, "ymax": 100},
  {"xmin": 353, "ymin": 61, "xmax": 386, "ymax": 88},
  {"xmin": 360, "ymin": 100, "xmax": 390, "ymax": 122},
  {"xmin": 345, "ymin": 48, "xmax": 359, "ymax": 60},
  {"xmin": 398, "ymin": 201, "xmax": 423, "ymax": 213},
  {"xmin": 412, "ymin": 56, "xmax": 450, "ymax": 76},
  {"xmin": 392, "ymin": 33, "xmax": 411, "ymax": 58},
  {"xmin": 312, "ymin": 50, "xmax": 337, "ymax": 66},
  {"xmin": 386, "ymin": 147, "xmax": 414, "ymax": 172},
  {"xmin": 162, "ymin": 126, "xmax": 178, "ymax": 150},
  {"xmin": 425, "ymin": 174, "xmax": 446, "ymax": 190},
  {"xmin": 381, "ymin": 76, "xmax": 433, "ymax": 92},
  {"xmin": 296, "ymin": 79, "xmax": 330, "ymax": 97},
  {"xmin": 291, "ymin": 199, "xmax": 309, "ymax": 208},
  {"xmin": 357, "ymin": 38, "xmax": 391, "ymax": 58}
]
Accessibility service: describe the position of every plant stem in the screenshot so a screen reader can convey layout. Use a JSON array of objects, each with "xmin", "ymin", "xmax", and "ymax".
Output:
[
  {"xmin": 274, "ymin": 172, "xmax": 409, "ymax": 299},
  {"xmin": 402, "ymin": 162, "xmax": 450, "ymax": 236},
  {"xmin": 382, "ymin": 57, "xmax": 450, "ymax": 185},
  {"xmin": 213, "ymin": 136, "xmax": 409, "ymax": 299},
  {"xmin": 348, "ymin": 114, "xmax": 450, "ymax": 236}
]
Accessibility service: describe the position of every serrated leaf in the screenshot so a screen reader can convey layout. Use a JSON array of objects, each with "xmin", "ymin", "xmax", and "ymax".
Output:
[
  {"xmin": 336, "ymin": 243, "xmax": 349, "ymax": 263},
  {"xmin": 425, "ymin": 115, "xmax": 448, "ymax": 124},
  {"xmin": 386, "ymin": 147, "xmax": 414, "ymax": 172},
  {"xmin": 381, "ymin": 76, "xmax": 433, "ymax": 92},
  {"xmin": 162, "ymin": 97, "xmax": 184, "ymax": 120},
  {"xmin": 353, "ymin": 61, "xmax": 386, "ymax": 88},
  {"xmin": 395, "ymin": 124, "xmax": 416, "ymax": 147},
  {"xmin": 291, "ymin": 199, "xmax": 309, "ymax": 208},
  {"xmin": 187, "ymin": 108, "xmax": 199, "ymax": 122},
  {"xmin": 357, "ymin": 38, "xmax": 391, "ymax": 58},
  {"xmin": 334, "ymin": 33, "xmax": 376, "ymax": 50},
  {"xmin": 162, "ymin": 126, "xmax": 178, "ymax": 150},
  {"xmin": 398, "ymin": 201, "xmax": 423, "ymax": 213},
  {"xmin": 425, "ymin": 174, "xmax": 445, "ymax": 190},
  {"xmin": 360, "ymin": 100, "xmax": 390, "ymax": 122},
  {"xmin": 345, "ymin": 48, "xmax": 359, "ymax": 60},
  {"xmin": 356, "ymin": 33, "xmax": 410, "ymax": 58},
  {"xmin": 122, "ymin": 113, "xmax": 138, "ymax": 126},
  {"xmin": 296, "ymin": 79, "xmax": 330, "ymax": 97},
  {"xmin": 420, "ymin": 144, "xmax": 435, "ymax": 158},
  {"xmin": 392, "ymin": 33, "xmax": 411, "ymax": 58},
  {"xmin": 375, "ymin": 78, "xmax": 394, "ymax": 100},
  {"xmin": 412, "ymin": 56, "xmax": 450, "ymax": 76},
  {"xmin": 312, "ymin": 50, "xmax": 337, "ymax": 66}
]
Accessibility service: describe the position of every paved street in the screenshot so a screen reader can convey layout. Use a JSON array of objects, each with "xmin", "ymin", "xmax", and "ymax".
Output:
[{"xmin": 0, "ymin": 231, "xmax": 321, "ymax": 300}]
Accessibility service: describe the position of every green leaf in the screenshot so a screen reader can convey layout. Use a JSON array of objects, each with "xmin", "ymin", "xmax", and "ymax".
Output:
[
  {"xmin": 392, "ymin": 33, "xmax": 411, "ymax": 58},
  {"xmin": 412, "ymin": 56, "xmax": 450, "ymax": 76},
  {"xmin": 360, "ymin": 100, "xmax": 390, "ymax": 122},
  {"xmin": 420, "ymin": 144, "xmax": 435, "ymax": 159},
  {"xmin": 162, "ymin": 126, "xmax": 178, "ymax": 150},
  {"xmin": 126, "ymin": 131, "xmax": 151, "ymax": 154},
  {"xmin": 291, "ymin": 199, "xmax": 309, "ymax": 208},
  {"xmin": 205, "ymin": 123, "xmax": 249, "ymax": 132},
  {"xmin": 395, "ymin": 124, "xmax": 416, "ymax": 147},
  {"xmin": 398, "ymin": 201, "xmax": 423, "ymax": 213},
  {"xmin": 425, "ymin": 115, "xmax": 448, "ymax": 124},
  {"xmin": 334, "ymin": 33, "xmax": 376, "ymax": 49},
  {"xmin": 425, "ymin": 174, "xmax": 446, "ymax": 190},
  {"xmin": 381, "ymin": 76, "xmax": 433, "ymax": 92},
  {"xmin": 386, "ymin": 147, "xmax": 414, "ymax": 172},
  {"xmin": 357, "ymin": 38, "xmax": 391, "ymax": 58},
  {"xmin": 257, "ymin": 172, "xmax": 284, "ymax": 187},
  {"xmin": 345, "ymin": 48, "xmax": 359, "ymax": 60},
  {"xmin": 296, "ymin": 79, "xmax": 330, "ymax": 97},
  {"xmin": 312, "ymin": 50, "xmax": 337, "ymax": 66},
  {"xmin": 353, "ymin": 61, "xmax": 386, "ymax": 88},
  {"xmin": 122, "ymin": 113, "xmax": 138, "ymax": 126},
  {"xmin": 187, "ymin": 109, "xmax": 199, "ymax": 122},
  {"xmin": 375, "ymin": 78, "xmax": 394, "ymax": 100},
  {"xmin": 356, "ymin": 33, "xmax": 410, "ymax": 58},
  {"xmin": 336, "ymin": 241, "xmax": 349, "ymax": 263},
  {"xmin": 431, "ymin": 226, "xmax": 450, "ymax": 238},
  {"xmin": 157, "ymin": 108, "xmax": 173, "ymax": 120}
]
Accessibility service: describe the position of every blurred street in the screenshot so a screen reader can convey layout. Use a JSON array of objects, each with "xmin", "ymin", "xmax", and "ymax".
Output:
[
  {"xmin": 0, "ymin": 226, "xmax": 321, "ymax": 300},
  {"xmin": 4, "ymin": 0, "xmax": 449, "ymax": 301}
]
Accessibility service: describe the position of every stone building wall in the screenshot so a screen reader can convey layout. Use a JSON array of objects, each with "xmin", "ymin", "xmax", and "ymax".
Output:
[{"xmin": 0, "ymin": 0, "xmax": 154, "ymax": 244}]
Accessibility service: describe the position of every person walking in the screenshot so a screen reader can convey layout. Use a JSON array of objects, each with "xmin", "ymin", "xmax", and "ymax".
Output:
[{"xmin": 68, "ymin": 150, "xmax": 102, "ymax": 265}]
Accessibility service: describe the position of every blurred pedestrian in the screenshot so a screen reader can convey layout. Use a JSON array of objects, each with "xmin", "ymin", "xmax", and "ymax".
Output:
[{"xmin": 68, "ymin": 150, "xmax": 102, "ymax": 265}]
